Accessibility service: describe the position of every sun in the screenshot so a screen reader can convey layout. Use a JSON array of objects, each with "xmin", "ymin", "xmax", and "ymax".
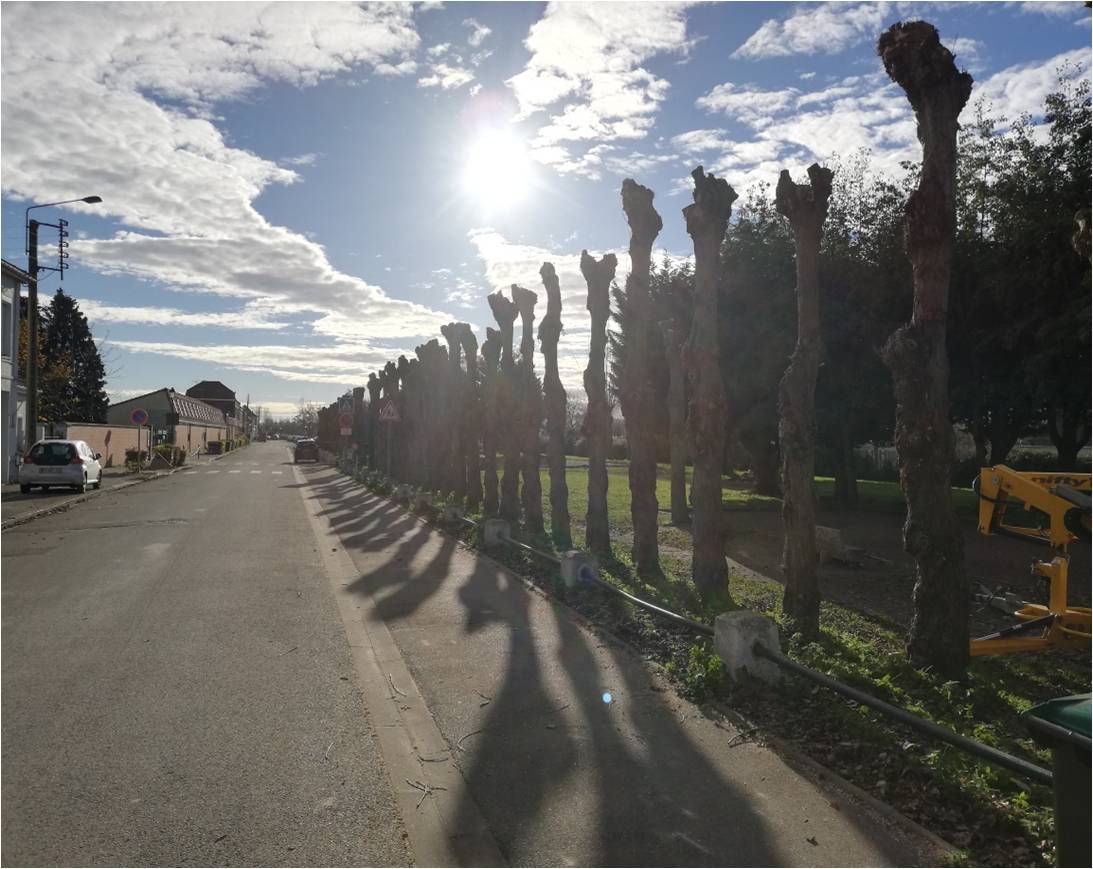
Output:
[{"xmin": 461, "ymin": 128, "xmax": 530, "ymax": 212}]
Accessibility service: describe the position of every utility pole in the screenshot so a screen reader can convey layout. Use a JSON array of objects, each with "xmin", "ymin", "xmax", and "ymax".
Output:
[{"xmin": 25, "ymin": 219, "xmax": 39, "ymax": 449}]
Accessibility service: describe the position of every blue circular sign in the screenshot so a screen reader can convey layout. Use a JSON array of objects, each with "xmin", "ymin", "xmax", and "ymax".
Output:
[{"xmin": 130, "ymin": 408, "xmax": 150, "ymax": 426}]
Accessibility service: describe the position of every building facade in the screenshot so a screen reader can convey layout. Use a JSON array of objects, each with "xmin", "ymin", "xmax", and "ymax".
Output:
[
  {"xmin": 106, "ymin": 388, "xmax": 228, "ymax": 455},
  {"xmin": 185, "ymin": 381, "xmax": 243, "ymax": 440}
]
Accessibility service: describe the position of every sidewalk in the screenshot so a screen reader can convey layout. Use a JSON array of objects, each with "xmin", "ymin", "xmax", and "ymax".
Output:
[
  {"xmin": 305, "ymin": 466, "xmax": 952, "ymax": 867},
  {"xmin": 0, "ymin": 449, "xmax": 231, "ymax": 526}
]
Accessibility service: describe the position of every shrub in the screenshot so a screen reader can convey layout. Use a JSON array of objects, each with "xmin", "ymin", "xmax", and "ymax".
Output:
[{"xmin": 124, "ymin": 448, "xmax": 148, "ymax": 470}]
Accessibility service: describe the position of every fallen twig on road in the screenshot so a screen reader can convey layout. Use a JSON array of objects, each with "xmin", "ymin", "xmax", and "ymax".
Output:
[
  {"xmin": 405, "ymin": 778, "xmax": 447, "ymax": 808},
  {"xmin": 387, "ymin": 673, "xmax": 407, "ymax": 698}
]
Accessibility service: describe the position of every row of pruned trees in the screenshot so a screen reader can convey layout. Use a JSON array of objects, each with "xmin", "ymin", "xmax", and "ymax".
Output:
[{"xmin": 330, "ymin": 22, "xmax": 1085, "ymax": 679}]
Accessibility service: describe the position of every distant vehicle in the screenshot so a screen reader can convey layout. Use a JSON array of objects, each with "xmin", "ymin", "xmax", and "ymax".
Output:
[
  {"xmin": 293, "ymin": 438, "xmax": 319, "ymax": 463},
  {"xmin": 19, "ymin": 439, "xmax": 103, "ymax": 494}
]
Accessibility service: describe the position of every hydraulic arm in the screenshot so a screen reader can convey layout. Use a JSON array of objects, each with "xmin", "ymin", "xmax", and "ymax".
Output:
[{"xmin": 971, "ymin": 466, "xmax": 1090, "ymax": 656}]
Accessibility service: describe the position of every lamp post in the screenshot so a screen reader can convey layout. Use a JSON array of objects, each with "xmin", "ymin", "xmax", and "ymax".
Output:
[{"xmin": 24, "ymin": 195, "xmax": 103, "ymax": 447}]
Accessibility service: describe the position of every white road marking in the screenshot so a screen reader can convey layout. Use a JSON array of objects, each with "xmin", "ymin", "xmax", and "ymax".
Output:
[
  {"xmin": 271, "ymin": 471, "xmax": 283, "ymax": 475},
  {"xmin": 229, "ymin": 470, "xmax": 241, "ymax": 475},
  {"xmin": 206, "ymin": 470, "xmax": 220, "ymax": 474},
  {"xmin": 183, "ymin": 471, "xmax": 198, "ymax": 475},
  {"xmin": 250, "ymin": 470, "xmax": 262, "ymax": 474}
]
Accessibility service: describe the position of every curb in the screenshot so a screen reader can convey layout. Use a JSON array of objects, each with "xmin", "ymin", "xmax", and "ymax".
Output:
[
  {"xmin": 0, "ymin": 448, "xmax": 239, "ymax": 531},
  {"xmin": 310, "ymin": 462, "xmax": 957, "ymax": 866}
]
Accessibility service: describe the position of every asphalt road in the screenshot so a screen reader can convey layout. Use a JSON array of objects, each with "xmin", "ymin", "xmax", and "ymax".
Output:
[{"xmin": 1, "ymin": 443, "xmax": 410, "ymax": 867}]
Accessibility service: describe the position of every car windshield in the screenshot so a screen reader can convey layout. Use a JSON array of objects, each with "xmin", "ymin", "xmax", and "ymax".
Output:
[{"xmin": 29, "ymin": 442, "xmax": 76, "ymax": 465}]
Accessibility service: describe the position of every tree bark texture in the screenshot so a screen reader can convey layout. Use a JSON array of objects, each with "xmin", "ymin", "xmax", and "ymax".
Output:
[
  {"xmin": 441, "ymin": 323, "xmax": 467, "ymax": 501},
  {"xmin": 620, "ymin": 179, "xmax": 663, "ymax": 578},
  {"xmin": 366, "ymin": 373, "xmax": 382, "ymax": 470},
  {"xmin": 659, "ymin": 318, "xmax": 690, "ymax": 525},
  {"xmin": 539, "ymin": 262, "xmax": 571, "ymax": 548},
  {"xmin": 512, "ymin": 284, "xmax": 544, "ymax": 534},
  {"xmin": 878, "ymin": 21, "xmax": 972, "ymax": 678},
  {"xmin": 403, "ymin": 357, "xmax": 426, "ymax": 489},
  {"xmin": 581, "ymin": 250, "xmax": 618, "ymax": 554},
  {"xmin": 395, "ymin": 356, "xmax": 412, "ymax": 482},
  {"xmin": 775, "ymin": 163, "xmax": 833, "ymax": 638},
  {"xmin": 460, "ymin": 327, "xmax": 482, "ymax": 510},
  {"xmin": 481, "ymin": 329, "xmax": 502, "ymax": 515},
  {"xmin": 1047, "ymin": 405, "xmax": 1090, "ymax": 472},
  {"xmin": 488, "ymin": 291, "xmax": 521, "ymax": 523},
  {"xmin": 683, "ymin": 166, "xmax": 737, "ymax": 604}
]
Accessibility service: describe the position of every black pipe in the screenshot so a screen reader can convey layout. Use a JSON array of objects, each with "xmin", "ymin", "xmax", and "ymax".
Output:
[
  {"xmin": 584, "ymin": 574, "xmax": 716, "ymax": 636},
  {"xmin": 753, "ymin": 644, "xmax": 1054, "ymax": 786}
]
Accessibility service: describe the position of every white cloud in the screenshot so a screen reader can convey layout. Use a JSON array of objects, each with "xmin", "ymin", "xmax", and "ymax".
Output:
[
  {"xmin": 695, "ymin": 83, "xmax": 800, "ymax": 127},
  {"xmin": 1, "ymin": 2, "xmax": 453, "ymax": 362},
  {"xmin": 1016, "ymin": 1, "xmax": 1086, "ymax": 17},
  {"xmin": 80, "ymin": 299, "xmax": 291, "ymax": 330},
  {"xmin": 283, "ymin": 153, "xmax": 318, "ymax": 166},
  {"xmin": 464, "ymin": 18, "xmax": 492, "ymax": 48},
  {"xmin": 965, "ymin": 47, "xmax": 1091, "ymax": 121},
  {"xmin": 732, "ymin": 2, "xmax": 892, "ymax": 60},
  {"xmin": 509, "ymin": 2, "xmax": 695, "ymax": 178},
  {"xmin": 105, "ymin": 339, "xmax": 406, "ymax": 387},
  {"xmin": 375, "ymin": 58, "xmax": 419, "ymax": 77},
  {"xmin": 417, "ymin": 62, "xmax": 474, "ymax": 90}
]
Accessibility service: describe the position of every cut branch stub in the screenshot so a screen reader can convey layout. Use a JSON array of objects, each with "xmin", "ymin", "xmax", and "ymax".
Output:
[
  {"xmin": 580, "ymin": 250, "xmax": 618, "ymax": 554},
  {"xmin": 683, "ymin": 165, "xmax": 736, "ymax": 605}
]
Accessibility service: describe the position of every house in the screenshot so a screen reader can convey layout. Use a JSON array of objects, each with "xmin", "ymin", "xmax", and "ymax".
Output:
[
  {"xmin": 2, "ymin": 259, "xmax": 30, "ymax": 482},
  {"xmin": 107, "ymin": 388, "xmax": 228, "ymax": 455},
  {"xmin": 185, "ymin": 380, "xmax": 243, "ymax": 440}
]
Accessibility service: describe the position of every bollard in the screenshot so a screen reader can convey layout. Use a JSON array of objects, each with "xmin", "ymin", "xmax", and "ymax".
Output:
[
  {"xmin": 714, "ymin": 611, "xmax": 782, "ymax": 685},
  {"xmin": 561, "ymin": 551, "xmax": 598, "ymax": 589},
  {"xmin": 441, "ymin": 504, "xmax": 464, "ymax": 524},
  {"xmin": 484, "ymin": 519, "xmax": 510, "ymax": 546},
  {"xmin": 415, "ymin": 491, "xmax": 433, "ymax": 511},
  {"xmin": 395, "ymin": 484, "xmax": 412, "ymax": 503}
]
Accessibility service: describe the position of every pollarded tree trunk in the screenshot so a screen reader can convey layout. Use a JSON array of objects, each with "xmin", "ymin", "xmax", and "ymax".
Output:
[
  {"xmin": 581, "ymin": 250, "xmax": 618, "ymax": 554},
  {"xmin": 441, "ymin": 323, "xmax": 467, "ymax": 502},
  {"xmin": 416, "ymin": 339, "xmax": 447, "ymax": 492},
  {"xmin": 684, "ymin": 166, "xmax": 737, "ymax": 605},
  {"xmin": 380, "ymin": 361, "xmax": 400, "ymax": 477},
  {"xmin": 481, "ymin": 329, "xmax": 502, "ymax": 515},
  {"xmin": 395, "ymin": 355, "xmax": 412, "ymax": 481},
  {"xmin": 460, "ymin": 327, "xmax": 483, "ymax": 510},
  {"xmin": 403, "ymin": 357, "xmax": 425, "ymax": 489},
  {"xmin": 620, "ymin": 179, "xmax": 663, "ymax": 579},
  {"xmin": 512, "ymin": 284, "xmax": 545, "ymax": 535},
  {"xmin": 1047, "ymin": 405, "xmax": 1091, "ymax": 472},
  {"xmin": 488, "ymin": 292, "xmax": 521, "ymax": 523},
  {"xmin": 539, "ymin": 262, "xmax": 572, "ymax": 549},
  {"xmin": 775, "ymin": 163, "xmax": 834, "ymax": 639},
  {"xmin": 366, "ymin": 373, "xmax": 382, "ymax": 470},
  {"xmin": 659, "ymin": 318, "xmax": 690, "ymax": 525},
  {"xmin": 878, "ymin": 21, "xmax": 973, "ymax": 678}
]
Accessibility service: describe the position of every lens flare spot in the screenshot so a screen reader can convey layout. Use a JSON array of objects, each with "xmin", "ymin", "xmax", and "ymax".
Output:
[{"xmin": 602, "ymin": 692, "xmax": 613, "ymax": 704}]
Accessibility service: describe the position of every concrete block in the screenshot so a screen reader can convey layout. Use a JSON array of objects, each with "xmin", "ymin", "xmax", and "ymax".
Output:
[
  {"xmin": 441, "ymin": 504, "xmax": 464, "ymax": 524},
  {"xmin": 483, "ymin": 519, "xmax": 510, "ymax": 546},
  {"xmin": 714, "ymin": 611, "xmax": 782, "ymax": 685},
  {"xmin": 415, "ymin": 491, "xmax": 433, "ymax": 510},
  {"xmin": 561, "ymin": 551, "xmax": 598, "ymax": 589},
  {"xmin": 394, "ymin": 484, "xmax": 412, "ymax": 503},
  {"xmin": 815, "ymin": 525, "xmax": 846, "ymax": 564}
]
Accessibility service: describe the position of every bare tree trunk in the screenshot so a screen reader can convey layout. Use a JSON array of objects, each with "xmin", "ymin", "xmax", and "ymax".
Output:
[
  {"xmin": 539, "ymin": 263, "xmax": 571, "ymax": 548},
  {"xmin": 395, "ymin": 356, "xmax": 411, "ymax": 481},
  {"xmin": 683, "ymin": 167, "xmax": 737, "ymax": 605},
  {"xmin": 660, "ymin": 318, "xmax": 690, "ymax": 525},
  {"xmin": 833, "ymin": 416, "xmax": 859, "ymax": 506},
  {"xmin": 1047, "ymin": 405, "xmax": 1091, "ymax": 472},
  {"xmin": 488, "ymin": 292, "xmax": 521, "ymax": 522},
  {"xmin": 878, "ymin": 21, "xmax": 972, "ymax": 679},
  {"xmin": 366, "ymin": 373, "xmax": 381, "ymax": 470},
  {"xmin": 460, "ymin": 327, "xmax": 482, "ymax": 510},
  {"xmin": 620, "ymin": 179, "xmax": 663, "ymax": 579},
  {"xmin": 581, "ymin": 251, "xmax": 618, "ymax": 554},
  {"xmin": 481, "ymin": 330, "xmax": 501, "ymax": 515},
  {"xmin": 441, "ymin": 323, "xmax": 468, "ymax": 502},
  {"xmin": 776, "ymin": 163, "xmax": 833, "ymax": 639},
  {"xmin": 512, "ymin": 284, "xmax": 544, "ymax": 534},
  {"xmin": 403, "ymin": 357, "xmax": 425, "ymax": 489}
]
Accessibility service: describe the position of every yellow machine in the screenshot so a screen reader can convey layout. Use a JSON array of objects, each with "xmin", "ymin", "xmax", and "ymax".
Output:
[{"xmin": 971, "ymin": 465, "xmax": 1091, "ymax": 656}]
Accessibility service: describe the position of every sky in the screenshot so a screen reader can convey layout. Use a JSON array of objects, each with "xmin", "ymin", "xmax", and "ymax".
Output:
[{"xmin": 2, "ymin": 1, "xmax": 1089, "ymax": 418}]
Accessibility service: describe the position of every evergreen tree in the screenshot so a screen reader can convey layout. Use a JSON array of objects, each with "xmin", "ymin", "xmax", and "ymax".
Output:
[{"xmin": 39, "ymin": 289, "xmax": 108, "ymax": 423}]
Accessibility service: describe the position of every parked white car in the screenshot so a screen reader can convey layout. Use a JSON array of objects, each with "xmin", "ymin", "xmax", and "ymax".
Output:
[{"xmin": 19, "ymin": 439, "xmax": 103, "ymax": 494}]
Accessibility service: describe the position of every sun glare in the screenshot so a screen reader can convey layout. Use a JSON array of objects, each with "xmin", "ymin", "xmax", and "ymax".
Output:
[{"xmin": 462, "ymin": 129, "xmax": 530, "ymax": 212}]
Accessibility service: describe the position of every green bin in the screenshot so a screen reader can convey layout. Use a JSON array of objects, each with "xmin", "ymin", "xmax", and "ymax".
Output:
[{"xmin": 1023, "ymin": 693, "xmax": 1091, "ymax": 868}]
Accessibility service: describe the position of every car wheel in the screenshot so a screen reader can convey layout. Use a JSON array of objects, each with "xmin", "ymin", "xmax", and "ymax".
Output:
[
  {"xmin": 93, "ymin": 471, "xmax": 102, "ymax": 490},
  {"xmin": 78, "ymin": 476, "xmax": 89, "ymax": 494},
  {"xmin": 20, "ymin": 484, "xmax": 30, "ymax": 494}
]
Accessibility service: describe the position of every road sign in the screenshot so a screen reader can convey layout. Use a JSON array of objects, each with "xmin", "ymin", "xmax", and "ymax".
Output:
[
  {"xmin": 130, "ymin": 408, "xmax": 149, "ymax": 426},
  {"xmin": 338, "ymin": 395, "xmax": 353, "ymax": 414},
  {"xmin": 378, "ymin": 399, "xmax": 401, "ymax": 423},
  {"xmin": 339, "ymin": 427, "xmax": 352, "ymax": 436},
  {"xmin": 338, "ymin": 412, "xmax": 353, "ymax": 428}
]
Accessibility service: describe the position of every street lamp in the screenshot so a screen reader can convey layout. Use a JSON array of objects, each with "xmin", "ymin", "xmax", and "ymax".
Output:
[{"xmin": 24, "ymin": 195, "xmax": 103, "ymax": 447}]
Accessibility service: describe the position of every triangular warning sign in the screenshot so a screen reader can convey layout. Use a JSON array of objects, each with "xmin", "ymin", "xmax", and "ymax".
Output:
[{"xmin": 378, "ymin": 399, "xmax": 401, "ymax": 422}]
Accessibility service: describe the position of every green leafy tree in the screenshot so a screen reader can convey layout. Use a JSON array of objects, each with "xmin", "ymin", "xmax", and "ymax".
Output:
[{"xmin": 39, "ymin": 289, "xmax": 108, "ymax": 423}]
